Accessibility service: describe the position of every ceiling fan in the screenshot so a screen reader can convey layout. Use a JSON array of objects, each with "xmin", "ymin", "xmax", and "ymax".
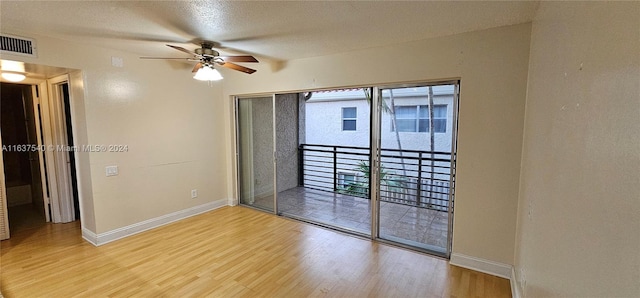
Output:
[{"xmin": 141, "ymin": 42, "xmax": 258, "ymax": 81}]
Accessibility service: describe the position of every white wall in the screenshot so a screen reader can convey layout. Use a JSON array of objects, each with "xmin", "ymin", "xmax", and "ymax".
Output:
[
  {"xmin": 306, "ymin": 99, "xmax": 371, "ymax": 147},
  {"xmin": 379, "ymin": 95, "xmax": 454, "ymax": 152},
  {"xmin": 224, "ymin": 23, "xmax": 531, "ymax": 265},
  {"xmin": 0, "ymin": 32, "xmax": 228, "ymax": 234},
  {"xmin": 305, "ymin": 95, "xmax": 454, "ymax": 152},
  {"xmin": 514, "ymin": 2, "xmax": 640, "ymax": 297}
]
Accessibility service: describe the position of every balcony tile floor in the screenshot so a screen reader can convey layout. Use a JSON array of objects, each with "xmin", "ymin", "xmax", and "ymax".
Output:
[{"xmin": 251, "ymin": 187, "xmax": 449, "ymax": 251}]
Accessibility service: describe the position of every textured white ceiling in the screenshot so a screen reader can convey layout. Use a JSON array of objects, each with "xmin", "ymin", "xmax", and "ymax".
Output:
[{"xmin": 0, "ymin": 1, "xmax": 539, "ymax": 61}]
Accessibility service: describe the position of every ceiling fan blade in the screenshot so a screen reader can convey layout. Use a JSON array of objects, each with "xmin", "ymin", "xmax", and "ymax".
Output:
[
  {"xmin": 192, "ymin": 62, "xmax": 203, "ymax": 73},
  {"xmin": 219, "ymin": 56, "xmax": 259, "ymax": 63},
  {"xmin": 167, "ymin": 44, "xmax": 195, "ymax": 55},
  {"xmin": 219, "ymin": 62, "xmax": 257, "ymax": 74},
  {"xmin": 140, "ymin": 57, "xmax": 192, "ymax": 60}
]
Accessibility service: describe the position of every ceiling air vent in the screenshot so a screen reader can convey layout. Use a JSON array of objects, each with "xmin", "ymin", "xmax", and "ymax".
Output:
[{"xmin": 0, "ymin": 34, "xmax": 37, "ymax": 57}]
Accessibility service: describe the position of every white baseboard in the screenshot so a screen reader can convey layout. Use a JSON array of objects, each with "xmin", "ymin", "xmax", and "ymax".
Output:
[
  {"xmin": 84, "ymin": 199, "xmax": 227, "ymax": 246},
  {"xmin": 511, "ymin": 266, "xmax": 522, "ymax": 298},
  {"xmin": 82, "ymin": 227, "xmax": 98, "ymax": 246},
  {"xmin": 228, "ymin": 197, "xmax": 238, "ymax": 206},
  {"xmin": 449, "ymin": 253, "xmax": 512, "ymax": 279}
]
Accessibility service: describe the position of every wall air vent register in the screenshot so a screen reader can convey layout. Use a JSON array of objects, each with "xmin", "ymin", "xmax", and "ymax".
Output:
[{"xmin": 1, "ymin": 34, "xmax": 37, "ymax": 57}]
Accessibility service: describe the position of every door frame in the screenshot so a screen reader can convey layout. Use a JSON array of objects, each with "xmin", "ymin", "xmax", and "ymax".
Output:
[
  {"xmin": 232, "ymin": 80, "xmax": 460, "ymax": 257},
  {"xmin": 0, "ymin": 66, "xmax": 88, "ymax": 240},
  {"xmin": 42, "ymin": 74, "xmax": 76, "ymax": 223},
  {"xmin": 0, "ymin": 79, "xmax": 53, "ymax": 227},
  {"xmin": 234, "ymin": 94, "xmax": 278, "ymax": 214},
  {"xmin": 373, "ymin": 80, "xmax": 460, "ymax": 258},
  {"xmin": 0, "ymin": 129, "xmax": 10, "ymax": 240},
  {"xmin": 235, "ymin": 98, "xmax": 255, "ymax": 204}
]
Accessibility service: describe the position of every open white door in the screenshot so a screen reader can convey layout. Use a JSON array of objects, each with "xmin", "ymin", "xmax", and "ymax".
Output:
[
  {"xmin": 31, "ymin": 83, "xmax": 52, "ymax": 222},
  {"xmin": 0, "ymin": 130, "xmax": 10, "ymax": 240},
  {"xmin": 40, "ymin": 75, "xmax": 76, "ymax": 223}
]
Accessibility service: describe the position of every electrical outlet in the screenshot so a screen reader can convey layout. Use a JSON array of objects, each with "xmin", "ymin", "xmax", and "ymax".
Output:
[{"xmin": 191, "ymin": 189, "xmax": 198, "ymax": 199}]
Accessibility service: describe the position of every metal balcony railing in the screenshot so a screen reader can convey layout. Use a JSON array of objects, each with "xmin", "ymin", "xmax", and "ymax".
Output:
[{"xmin": 299, "ymin": 144, "xmax": 455, "ymax": 212}]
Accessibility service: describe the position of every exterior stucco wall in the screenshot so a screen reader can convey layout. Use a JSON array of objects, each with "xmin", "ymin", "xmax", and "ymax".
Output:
[{"xmin": 305, "ymin": 94, "xmax": 454, "ymax": 152}]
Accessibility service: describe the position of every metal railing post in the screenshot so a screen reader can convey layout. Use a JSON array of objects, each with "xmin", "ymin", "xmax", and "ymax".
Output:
[
  {"xmin": 297, "ymin": 144, "xmax": 452, "ymax": 213},
  {"xmin": 333, "ymin": 146, "xmax": 338, "ymax": 191},
  {"xmin": 298, "ymin": 145, "xmax": 304, "ymax": 186},
  {"xmin": 416, "ymin": 152, "xmax": 422, "ymax": 207}
]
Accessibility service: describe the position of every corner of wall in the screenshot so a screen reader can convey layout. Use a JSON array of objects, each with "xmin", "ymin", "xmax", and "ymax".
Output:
[
  {"xmin": 511, "ymin": 266, "xmax": 522, "ymax": 298},
  {"xmin": 449, "ymin": 253, "xmax": 512, "ymax": 279},
  {"xmin": 82, "ymin": 227, "xmax": 98, "ymax": 246},
  {"xmin": 449, "ymin": 254, "xmax": 523, "ymax": 297}
]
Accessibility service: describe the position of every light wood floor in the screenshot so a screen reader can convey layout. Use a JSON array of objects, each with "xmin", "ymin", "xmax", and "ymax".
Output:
[{"xmin": 0, "ymin": 206, "xmax": 511, "ymax": 297}]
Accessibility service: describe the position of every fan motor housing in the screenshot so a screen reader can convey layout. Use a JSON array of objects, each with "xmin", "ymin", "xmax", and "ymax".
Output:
[{"xmin": 195, "ymin": 47, "xmax": 219, "ymax": 56}]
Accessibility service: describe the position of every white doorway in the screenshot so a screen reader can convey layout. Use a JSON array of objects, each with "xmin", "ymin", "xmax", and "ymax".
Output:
[
  {"xmin": 43, "ymin": 75, "xmax": 79, "ymax": 223},
  {"xmin": 0, "ymin": 82, "xmax": 47, "ymax": 236},
  {"xmin": 0, "ymin": 69, "xmax": 81, "ymax": 240}
]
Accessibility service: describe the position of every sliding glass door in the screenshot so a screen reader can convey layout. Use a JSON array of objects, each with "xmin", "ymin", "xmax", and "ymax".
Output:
[
  {"xmin": 236, "ymin": 96, "xmax": 275, "ymax": 212},
  {"xmin": 235, "ymin": 81, "xmax": 458, "ymax": 257},
  {"xmin": 276, "ymin": 90, "xmax": 372, "ymax": 235},
  {"xmin": 375, "ymin": 83, "xmax": 458, "ymax": 256}
]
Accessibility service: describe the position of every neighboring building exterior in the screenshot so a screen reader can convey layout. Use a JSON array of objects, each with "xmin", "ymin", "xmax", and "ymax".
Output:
[
  {"xmin": 305, "ymin": 86, "xmax": 455, "ymax": 152},
  {"xmin": 301, "ymin": 86, "xmax": 456, "ymax": 209}
]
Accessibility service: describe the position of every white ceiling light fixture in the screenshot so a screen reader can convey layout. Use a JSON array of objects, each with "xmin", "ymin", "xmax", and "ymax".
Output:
[
  {"xmin": 193, "ymin": 64, "xmax": 223, "ymax": 81},
  {"xmin": 1, "ymin": 71, "xmax": 26, "ymax": 82}
]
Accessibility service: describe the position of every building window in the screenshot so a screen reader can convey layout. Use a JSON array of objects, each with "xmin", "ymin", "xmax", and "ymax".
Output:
[
  {"xmin": 342, "ymin": 107, "xmax": 357, "ymax": 131},
  {"xmin": 338, "ymin": 172, "xmax": 357, "ymax": 189},
  {"xmin": 392, "ymin": 105, "xmax": 447, "ymax": 133}
]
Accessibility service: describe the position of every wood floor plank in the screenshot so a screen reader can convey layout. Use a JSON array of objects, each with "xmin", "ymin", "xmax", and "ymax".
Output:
[{"xmin": 1, "ymin": 206, "xmax": 511, "ymax": 297}]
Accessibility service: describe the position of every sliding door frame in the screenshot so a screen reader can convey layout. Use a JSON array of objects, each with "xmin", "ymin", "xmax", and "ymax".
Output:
[
  {"xmin": 234, "ymin": 79, "xmax": 459, "ymax": 257},
  {"xmin": 271, "ymin": 94, "xmax": 278, "ymax": 215},
  {"xmin": 446, "ymin": 83, "xmax": 460, "ymax": 257},
  {"xmin": 372, "ymin": 80, "xmax": 460, "ymax": 258},
  {"xmin": 234, "ymin": 94, "xmax": 278, "ymax": 215},
  {"xmin": 370, "ymin": 86, "xmax": 382, "ymax": 240}
]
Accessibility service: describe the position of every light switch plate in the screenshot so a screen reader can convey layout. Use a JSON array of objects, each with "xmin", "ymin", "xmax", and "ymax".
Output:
[
  {"xmin": 111, "ymin": 56, "xmax": 123, "ymax": 67},
  {"xmin": 106, "ymin": 165, "xmax": 118, "ymax": 177}
]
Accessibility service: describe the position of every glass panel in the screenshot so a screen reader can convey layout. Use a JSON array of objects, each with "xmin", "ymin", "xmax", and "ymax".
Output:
[
  {"xmin": 237, "ymin": 96, "xmax": 275, "ymax": 212},
  {"xmin": 433, "ymin": 119, "xmax": 446, "ymax": 133},
  {"xmin": 342, "ymin": 107, "xmax": 357, "ymax": 118},
  {"xmin": 379, "ymin": 84, "xmax": 457, "ymax": 256},
  {"xmin": 434, "ymin": 105, "xmax": 447, "ymax": 117},
  {"xmin": 418, "ymin": 119, "xmax": 429, "ymax": 132},
  {"xmin": 277, "ymin": 88, "xmax": 371, "ymax": 236},
  {"xmin": 418, "ymin": 105, "xmax": 429, "ymax": 118},
  {"xmin": 343, "ymin": 119, "xmax": 356, "ymax": 131},
  {"xmin": 338, "ymin": 173, "xmax": 356, "ymax": 188},
  {"xmin": 273, "ymin": 93, "xmax": 302, "ymax": 216},
  {"xmin": 395, "ymin": 106, "xmax": 415, "ymax": 119},
  {"xmin": 396, "ymin": 119, "xmax": 415, "ymax": 132}
]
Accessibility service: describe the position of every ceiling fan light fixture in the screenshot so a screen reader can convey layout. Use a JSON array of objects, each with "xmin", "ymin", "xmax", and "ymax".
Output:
[
  {"xmin": 1, "ymin": 71, "xmax": 26, "ymax": 82},
  {"xmin": 193, "ymin": 65, "xmax": 223, "ymax": 81}
]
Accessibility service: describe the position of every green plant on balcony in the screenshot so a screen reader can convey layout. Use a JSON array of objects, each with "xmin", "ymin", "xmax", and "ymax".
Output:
[{"xmin": 338, "ymin": 160, "xmax": 406, "ymax": 198}]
